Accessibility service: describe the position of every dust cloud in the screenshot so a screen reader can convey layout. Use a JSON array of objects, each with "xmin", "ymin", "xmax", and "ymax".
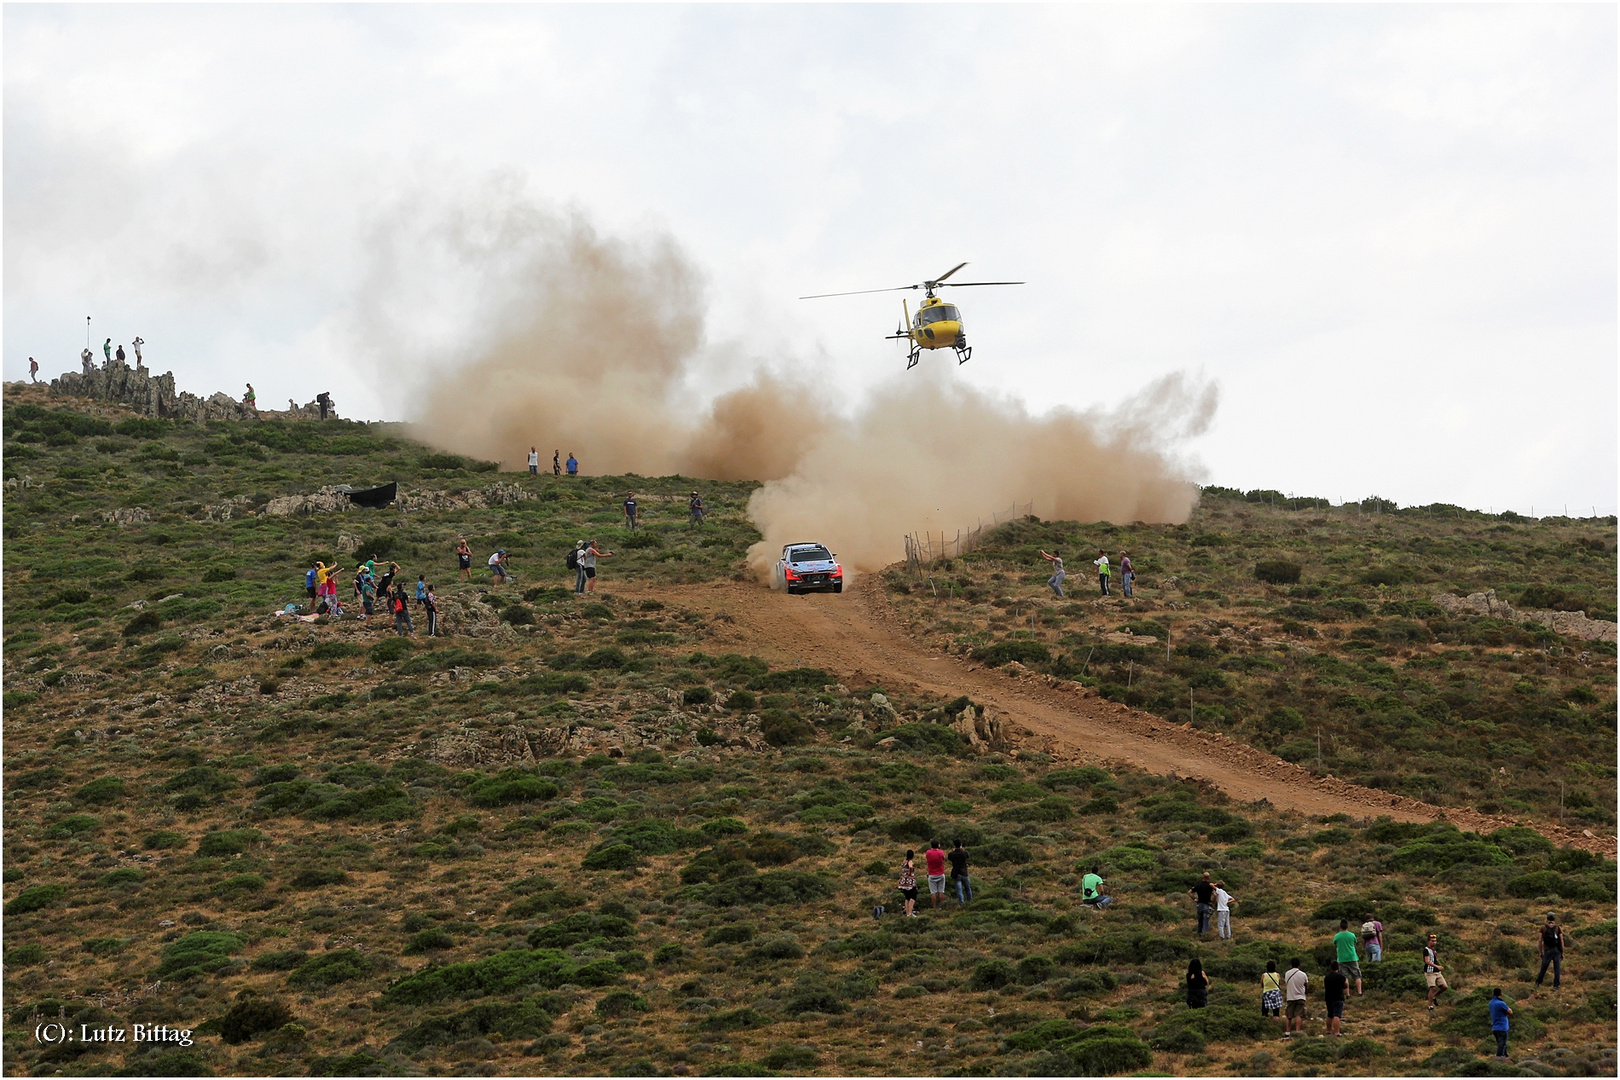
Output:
[{"xmin": 389, "ymin": 187, "xmax": 1214, "ymax": 577}]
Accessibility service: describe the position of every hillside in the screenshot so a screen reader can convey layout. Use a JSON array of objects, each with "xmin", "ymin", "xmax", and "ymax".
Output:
[{"xmin": 2, "ymin": 384, "xmax": 1615, "ymax": 1078}]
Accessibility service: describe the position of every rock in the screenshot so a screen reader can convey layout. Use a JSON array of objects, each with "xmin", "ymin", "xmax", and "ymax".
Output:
[
  {"xmin": 1431, "ymin": 590, "xmax": 1617, "ymax": 643},
  {"xmin": 876, "ymin": 736, "xmax": 898, "ymax": 749},
  {"xmin": 336, "ymin": 533, "xmax": 362, "ymax": 555},
  {"xmin": 396, "ymin": 483, "xmax": 537, "ymax": 513},
  {"xmin": 1003, "ymin": 661, "xmax": 1032, "ymax": 677},
  {"xmin": 264, "ymin": 488, "xmax": 352, "ymax": 516},
  {"xmin": 102, "ymin": 507, "xmax": 151, "ymax": 526},
  {"xmin": 868, "ymin": 693, "xmax": 898, "ymax": 727},
  {"xmin": 49, "ymin": 361, "xmax": 337, "ymax": 422},
  {"xmin": 951, "ymin": 705, "xmax": 1010, "ymax": 754}
]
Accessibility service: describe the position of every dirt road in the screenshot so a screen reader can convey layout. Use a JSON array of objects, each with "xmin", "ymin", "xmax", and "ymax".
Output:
[{"xmin": 658, "ymin": 579, "xmax": 1614, "ymax": 856}]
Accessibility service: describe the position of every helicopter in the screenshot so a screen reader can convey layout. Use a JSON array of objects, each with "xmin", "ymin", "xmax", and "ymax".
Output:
[{"xmin": 800, "ymin": 262, "xmax": 1024, "ymax": 369}]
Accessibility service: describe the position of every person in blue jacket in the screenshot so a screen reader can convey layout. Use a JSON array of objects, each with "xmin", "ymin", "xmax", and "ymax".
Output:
[{"xmin": 1489, "ymin": 988, "xmax": 1513, "ymax": 1060}]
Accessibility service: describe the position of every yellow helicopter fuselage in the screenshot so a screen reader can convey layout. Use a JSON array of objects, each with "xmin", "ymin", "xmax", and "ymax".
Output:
[{"xmin": 905, "ymin": 297, "xmax": 963, "ymax": 350}]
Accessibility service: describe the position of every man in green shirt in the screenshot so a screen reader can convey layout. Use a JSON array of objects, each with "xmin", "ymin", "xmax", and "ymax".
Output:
[
  {"xmin": 1081, "ymin": 868, "xmax": 1112, "ymax": 910},
  {"xmin": 1334, "ymin": 918, "xmax": 1363, "ymax": 995}
]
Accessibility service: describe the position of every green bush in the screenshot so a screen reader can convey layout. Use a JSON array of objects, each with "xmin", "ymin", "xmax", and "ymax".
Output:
[
  {"xmin": 971, "ymin": 640, "xmax": 1051, "ymax": 667},
  {"xmin": 309, "ymin": 642, "xmax": 362, "ymax": 660},
  {"xmin": 466, "ymin": 770, "xmax": 560, "ymax": 807},
  {"xmin": 143, "ymin": 830, "xmax": 187, "ymax": 850},
  {"xmin": 5, "ymin": 883, "xmax": 66, "ymax": 915},
  {"xmin": 395, "ymin": 999, "xmax": 557, "ymax": 1052},
  {"xmin": 250, "ymin": 950, "xmax": 309, "ymax": 972},
  {"xmin": 701, "ymin": 1008, "xmax": 772, "ymax": 1032},
  {"xmin": 196, "ymin": 829, "xmax": 266, "ymax": 857},
  {"xmin": 595, "ymin": 989, "xmax": 649, "ymax": 1017},
  {"xmin": 217, "ymin": 998, "xmax": 295, "ymax": 1044},
  {"xmin": 381, "ymin": 948, "xmax": 624, "ymax": 1006},
  {"xmin": 152, "ymin": 931, "xmax": 246, "ymax": 979},
  {"xmin": 73, "ymin": 777, "xmax": 126, "ymax": 805},
  {"xmin": 368, "ymin": 638, "xmax": 413, "ymax": 664},
  {"xmin": 286, "ymin": 949, "xmax": 371, "ymax": 990},
  {"xmin": 968, "ymin": 958, "xmax": 1015, "ymax": 989},
  {"xmin": 44, "ymin": 814, "xmax": 100, "ymax": 839},
  {"xmin": 682, "ymin": 685, "xmax": 715, "ymax": 706},
  {"xmin": 1254, "ymin": 560, "xmax": 1302, "ymax": 585},
  {"xmin": 708, "ymin": 870, "xmax": 834, "ymax": 907},
  {"xmin": 581, "ymin": 843, "xmax": 639, "ymax": 871},
  {"xmin": 290, "ymin": 868, "xmax": 348, "ymax": 889},
  {"xmin": 403, "ymin": 929, "xmax": 455, "ymax": 954}
]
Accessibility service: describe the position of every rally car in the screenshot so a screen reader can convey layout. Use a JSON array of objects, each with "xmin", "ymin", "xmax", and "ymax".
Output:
[{"xmin": 773, "ymin": 542, "xmax": 843, "ymax": 595}]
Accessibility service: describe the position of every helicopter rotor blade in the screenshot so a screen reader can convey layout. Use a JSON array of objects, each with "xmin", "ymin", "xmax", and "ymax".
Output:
[
  {"xmin": 936, "ymin": 281, "xmax": 1025, "ymax": 288},
  {"xmin": 932, "ymin": 262, "xmax": 969, "ymax": 286},
  {"xmin": 798, "ymin": 284, "xmax": 921, "ymax": 300}
]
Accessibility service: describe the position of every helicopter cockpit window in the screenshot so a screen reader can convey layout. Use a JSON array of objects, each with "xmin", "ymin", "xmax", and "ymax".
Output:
[{"xmin": 918, "ymin": 305, "xmax": 960, "ymax": 325}]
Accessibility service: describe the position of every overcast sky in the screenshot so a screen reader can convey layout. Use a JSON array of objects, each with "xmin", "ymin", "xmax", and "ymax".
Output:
[{"xmin": 6, "ymin": 4, "xmax": 1614, "ymax": 515}]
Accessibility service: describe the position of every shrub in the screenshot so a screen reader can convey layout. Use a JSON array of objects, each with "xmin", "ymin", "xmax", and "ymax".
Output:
[
  {"xmin": 886, "ymin": 815, "xmax": 934, "ymax": 843},
  {"xmin": 783, "ymin": 983, "xmax": 845, "ymax": 1015},
  {"xmin": 726, "ymin": 689, "xmax": 757, "ymax": 711},
  {"xmin": 5, "ymin": 883, "xmax": 66, "ymax": 915},
  {"xmin": 368, "ymin": 638, "xmax": 413, "ymax": 664},
  {"xmin": 466, "ymin": 770, "xmax": 560, "ymax": 807},
  {"xmin": 701, "ymin": 817, "xmax": 748, "ymax": 838},
  {"xmin": 381, "ymin": 949, "xmax": 624, "ymax": 1006},
  {"xmin": 196, "ymin": 829, "xmax": 266, "ymax": 857},
  {"xmin": 143, "ymin": 830, "xmax": 186, "ymax": 850},
  {"xmin": 701, "ymin": 1008, "xmax": 771, "ymax": 1032},
  {"xmin": 394, "ymin": 1000, "xmax": 558, "ymax": 1052},
  {"xmin": 526, "ymin": 913, "xmax": 636, "ymax": 949},
  {"xmin": 705, "ymin": 923, "xmax": 757, "ymax": 946},
  {"xmin": 403, "ymin": 929, "xmax": 455, "ymax": 954},
  {"xmin": 211, "ymin": 874, "xmax": 266, "ymax": 897},
  {"xmin": 761, "ymin": 713, "xmax": 816, "ymax": 747},
  {"xmin": 1151, "ymin": 1004, "xmax": 1272, "ymax": 1044},
  {"xmin": 83, "ymin": 937, "xmax": 129, "ymax": 956},
  {"xmin": 122, "ymin": 611, "xmax": 162, "ymax": 637},
  {"xmin": 968, "ymin": 958, "xmax": 1015, "ymax": 989},
  {"xmin": 44, "ymin": 814, "xmax": 100, "ymax": 839},
  {"xmin": 595, "ymin": 989, "xmax": 649, "ymax": 1017},
  {"xmin": 290, "ymin": 868, "xmax": 348, "ymax": 889},
  {"xmin": 218, "ymin": 998, "xmax": 295, "ymax": 1044},
  {"xmin": 9, "ymin": 944, "xmax": 47, "ymax": 966},
  {"xmin": 581, "ymin": 843, "xmax": 638, "ymax": 871},
  {"xmin": 74, "ymin": 777, "xmax": 126, "ymax": 805},
  {"xmin": 152, "ymin": 931, "xmax": 246, "ymax": 979},
  {"xmin": 250, "ymin": 950, "xmax": 309, "ymax": 972},
  {"xmin": 285, "ymin": 949, "xmax": 370, "ymax": 990},
  {"xmin": 884, "ymin": 722, "xmax": 965, "ymax": 754},
  {"xmin": 708, "ymin": 870, "xmax": 834, "ymax": 907},
  {"xmin": 1254, "ymin": 560, "xmax": 1302, "ymax": 584},
  {"xmin": 682, "ymin": 685, "xmax": 715, "ymax": 706},
  {"xmin": 971, "ymin": 640, "xmax": 1051, "ymax": 667},
  {"xmin": 1016, "ymin": 955, "xmax": 1056, "ymax": 984}
]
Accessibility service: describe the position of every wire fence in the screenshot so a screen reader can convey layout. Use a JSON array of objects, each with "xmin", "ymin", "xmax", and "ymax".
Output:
[{"xmin": 903, "ymin": 500, "xmax": 1033, "ymax": 571}]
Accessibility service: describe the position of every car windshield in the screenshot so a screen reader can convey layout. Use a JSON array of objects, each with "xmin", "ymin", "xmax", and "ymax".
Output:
[
  {"xmin": 790, "ymin": 547, "xmax": 832, "ymax": 563},
  {"xmin": 918, "ymin": 305, "xmax": 960, "ymax": 325}
]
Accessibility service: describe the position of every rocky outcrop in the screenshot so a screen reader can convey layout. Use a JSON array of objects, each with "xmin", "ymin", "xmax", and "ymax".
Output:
[
  {"xmin": 49, "ymin": 361, "xmax": 337, "ymax": 422},
  {"xmin": 952, "ymin": 704, "xmax": 1009, "ymax": 754},
  {"xmin": 1432, "ymin": 590, "xmax": 1617, "ymax": 643},
  {"xmin": 396, "ymin": 483, "xmax": 537, "ymax": 512},
  {"xmin": 102, "ymin": 507, "xmax": 152, "ymax": 526},
  {"xmin": 264, "ymin": 488, "xmax": 352, "ymax": 516}
]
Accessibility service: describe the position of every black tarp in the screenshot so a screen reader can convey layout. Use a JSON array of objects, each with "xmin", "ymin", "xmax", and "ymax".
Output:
[{"xmin": 346, "ymin": 481, "xmax": 397, "ymax": 509}]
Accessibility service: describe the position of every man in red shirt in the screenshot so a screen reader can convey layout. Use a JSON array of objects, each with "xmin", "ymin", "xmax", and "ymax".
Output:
[{"xmin": 924, "ymin": 840, "xmax": 949, "ymax": 909}]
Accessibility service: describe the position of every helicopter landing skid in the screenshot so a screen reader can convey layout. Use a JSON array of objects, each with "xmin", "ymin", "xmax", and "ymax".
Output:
[
  {"xmin": 905, "ymin": 348, "xmax": 921, "ymax": 370},
  {"xmin": 955, "ymin": 344, "xmax": 972, "ymax": 365}
]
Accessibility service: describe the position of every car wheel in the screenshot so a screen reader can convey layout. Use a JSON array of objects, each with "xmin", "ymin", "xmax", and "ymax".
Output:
[
  {"xmin": 786, "ymin": 585, "xmax": 798, "ymax": 595},
  {"xmin": 833, "ymin": 583, "xmax": 843, "ymax": 594}
]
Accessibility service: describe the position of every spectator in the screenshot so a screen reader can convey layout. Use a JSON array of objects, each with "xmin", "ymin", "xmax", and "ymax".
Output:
[
  {"xmin": 1080, "ymin": 867, "xmax": 1112, "ymax": 910},
  {"xmin": 415, "ymin": 574, "xmax": 427, "ymax": 609},
  {"xmin": 581, "ymin": 539, "xmax": 612, "ymax": 592},
  {"xmin": 1324, "ymin": 960, "xmax": 1347, "ymax": 1036},
  {"xmin": 1489, "ymin": 988, "xmax": 1513, "ymax": 1060},
  {"xmin": 947, "ymin": 839, "xmax": 972, "ymax": 905},
  {"xmin": 392, "ymin": 586, "xmax": 413, "ymax": 636},
  {"xmin": 689, "ymin": 490, "xmax": 705, "ymax": 528},
  {"xmin": 488, "ymin": 549, "xmax": 509, "ymax": 586},
  {"xmin": 1424, "ymin": 933, "xmax": 1449, "ymax": 1011},
  {"xmin": 572, "ymin": 540, "xmax": 588, "ymax": 594},
  {"xmin": 1189, "ymin": 871, "xmax": 1215, "ymax": 937},
  {"xmin": 316, "ymin": 391, "xmax": 331, "ymax": 420},
  {"xmin": 1119, "ymin": 550, "xmax": 1134, "ymax": 597},
  {"xmin": 896, "ymin": 850, "xmax": 919, "ymax": 918},
  {"xmin": 1261, "ymin": 960, "xmax": 1283, "ymax": 1018},
  {"xmin": 624, "ymin": 492, "xmax": 639, "ymax": 530},
  {"xmin": 377, "ymin": 561, "xmax": 400, "ymax": 596},
  {"xmin": 923, "ymin": 840, "xmax": 948, "ymax": 909},
  {"xmin": 243, "ymin": 383, "xmax": 257, "ymax": 410},
  {"xmin": 359, "ymin": 568, "xmax": 376, "ymax": 621},
  {"xmin": 552, "ymin": 449, "xmax": 560, "ymax": 476},
  {"xmin": 1094, "ymin": 549, "xmax": 1111, "ymax": 595},
  {"xmin": 1214, "ymin": 880, "xmax": 1236, "ymax": 940},
  {"xmin": 528, "ymin": 446, "xmax": 540, "ymax": 475},
  {"xmin": 1536, "ymin": 913, "xmax": 1563, "ymax": 991},
  {"xmin": 115, "ymin": 344, "xmax": 126, "ymax": 365},
  {"xmin": 1361, "ymin": 913, "xmax": 1384, "ymax": 962},
  {"xmin": 28, "ymin": 356, "xmax": 38, "ymax": 382},
  {"xmin": 103, "ymin": 337, "xmax": 112, "ymax": 365},
  {"xmin": 1186, "ymin": 958, "xmax": 1210, "ymax": 1009},
  {"xmin": 304, "ymin": 561, "xmax": 319, "ymax": 612},
  {"xmin": 566, "ymin": 452, "xmax": 578, "ymax": 476},
  {"xmin": 351, "ymin": 566, "xmax": 365, "ymax": 617},
  {"xmin": 81, "ymin": 348, "xmax": 94, "ymax": 375},
  {"xmin": 1039, "ymin": 548, "xmax": 1065, "ymax": 598},
  {"xmin": 132, "ymin": 336, "xmax": 143, "ymax": 367},
  {"xmin": 1334, "ymin": 918, "xmax": 1363, "ymax": 995},
  {"xmin": 424, "ymin": 583, "xmax": 439, "ymax": 637},
  {"xmin": 1284, "ymin": 957, "xmax": 1309, "ymax": 1037},
  {"xmin": 456, "ymin": 537, "xmax": 472, "ymax": 582}
]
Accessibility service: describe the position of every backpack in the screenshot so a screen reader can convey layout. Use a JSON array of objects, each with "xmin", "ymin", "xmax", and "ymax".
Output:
[{"xmin": 566, "ymin": 548, "xmax": 579, "ymax": 570}]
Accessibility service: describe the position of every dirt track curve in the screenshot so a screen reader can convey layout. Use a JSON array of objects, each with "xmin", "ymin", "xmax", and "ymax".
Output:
[{"xmin": 653, "ymin": 579, "xmax": 1614, "ymax": 857}]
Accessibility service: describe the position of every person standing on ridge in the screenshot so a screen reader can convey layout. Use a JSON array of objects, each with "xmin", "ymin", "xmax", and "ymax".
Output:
[
  {"xmin": 131, "ymin": 336, "xmax": 143, "ymax": 367},
  {"xmin": 1039, "ymin": 549, "xmax": 1065, "ymax": 597},
  {"xmin": 103, "ymin": 338, "xmax": 112, "ymax": 365},
  {"xmin": 624, "ymin": 492, "xmax": 638, "ymax": 530},
  {"xmin": 1489, "ymin": 988, "xmax": 1513, "ymax": 1060},
  {"xmin": 947, "ymin": 839, "xmax": 972, "ymax": 905},
  {"xmin": 552, "ymin": 450, "xmax": 561, "ymax": 476},
  {"xmin": 923, "ymin": 839, "xmax": 948, "ymax": 909},
  {"xmin": 1362, "ymin": 913, "xmax": 1384, "ymax": 963},
  {"xmin": 243, "ymin": 383, "xmax": 257, "ymax": 411},
  {"xmin": 1536, "ymin": 913, "xmax": 1563, "ymax": 991},
  {"xmin": 81, "ymin": 348, "xmax": 94, "ymax": 374},
  {"xmin": 1189, "ymin": 871, "xmax": 1215, "ymax": 937},
  {"xmin": 28, "ymin": 357, "xmax": 37, "ymax": 382},
  {"xmin": 566, "ymin": 452, "xmax": 578, "ymax": 476},
  {"xmin": 115, "ymin": 344, "xmax": 126, "ymax": 365},
  {"xmin": 1334, "ymin": 918, "xmax": 1363, "ymax": 996},
  {"xmin": 528, "ymin": 446, "xmax": 540, "ymax": 476},
  {"xmin": 689, "ymin": 490, "xmax": 705, "ymax": 528},
  {"xmin": 1094, "ymin": 549, "xmax": 1111, "ymax": 595},
  {"xmin": 581, "ymin": 539, "xmax": 612, "ymax": 592},
  {"xmin": 1424, "ymin": 933, "xmax": 1449, "ymax": 1011},
  {"xmin": 316, "ymin": 391, "xmax": 331, "ymax": 420},
  {"xmin": 1120, "ymin": 550, "xmax": 1134, "ymax": 597},
  {"xmin": 1214, "ymin": 880, "xmax": 1236, "ymax": 940}
]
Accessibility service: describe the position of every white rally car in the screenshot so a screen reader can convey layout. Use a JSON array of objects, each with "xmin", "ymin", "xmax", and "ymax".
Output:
[{"xmin": 773, "ymin": 542, "xmax": 844, "ymax": 595}]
